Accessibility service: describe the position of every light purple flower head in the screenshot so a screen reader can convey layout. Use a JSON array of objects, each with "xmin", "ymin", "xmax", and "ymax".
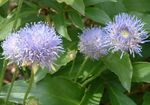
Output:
[
  {"xmin": 2, "ymin": 22, "xmax": 64, "ymax": 70},
  {"xmin": 105, "ymin": 13, "xmax": 149, "ymax": 58},
  {"xmin": 2, "ymin": 33, "xmax": 22, "ymax": 64},
  {"xmin": 78, "ymin": 27, "xmax": 110, "ymax": 60}
]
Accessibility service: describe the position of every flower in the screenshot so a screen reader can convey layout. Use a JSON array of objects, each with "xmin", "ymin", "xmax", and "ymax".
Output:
[
  {"xmin": 2, "ymin": 22, "xmax": 64, "ymax": 70},
  {"xmin": 105, "ymin": 13, "xmax": 149, "ymax": 58},
  {"xmin": 78, "ymin": 27, "xmax": 110, "ymax": 60},
  {"xmin": 2, "ymin": 33, "xmax": 22, "ymax": 64}
]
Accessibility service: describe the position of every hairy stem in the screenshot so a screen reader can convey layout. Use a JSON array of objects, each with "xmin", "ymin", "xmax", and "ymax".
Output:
[
  {"xmin": 0, "ymin": 60, "xmax": 7, "ymax": 91},
  {"xmin": 23, "ymin": 68, "xmax": 34, "ymax": 105},
  {"xmin": 5, "ymin": 65, "xmax": 18, "ymax": 105}
]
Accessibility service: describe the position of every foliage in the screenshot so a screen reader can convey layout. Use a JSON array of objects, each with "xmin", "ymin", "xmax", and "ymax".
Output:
[{"xmin": 0, "ymin": 0, "xmax": 150, "ymax": 105}]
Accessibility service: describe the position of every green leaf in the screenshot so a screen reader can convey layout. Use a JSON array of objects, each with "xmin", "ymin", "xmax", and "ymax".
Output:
[
  {"xmin": 139, "ymin": 14, "xmax": 150, "ymax": 32},
  {"xmin": 96, "ymin": 0, "xmax": 126, "ymax": 16},
  {"xmin": 108, "ymin": 83, "xmax": 137, "ymax": 105},
  {"xmin": 54, "ymin": 53, "xmax": 105, "ymax": 82},
  {"xmin": 132, "ymin": 62, "xmax": 150, "ymax": 83},
  {"xmin": 54, "ymin": 50, "xmax": 77, "ymax": 71},
  {"xmin": 37, "ymin": 0, "xmax": 64, "ymax": 12},
  {"xmin": 123, "ymin": 0, "xmax": 150, "ymax": 12},
  {"xmin": 84, "ymin": 0, "xmax": 117, "ymax": 6},
  {"xmin": 57, "ymin": 0, "xmax": 85, "ymax": 15},
  {"xmin": 80, "ymin": 78, "xmax": 104, "ymax": 105},
  {"xmin": 34, "ymin": 67, "xmax": 48, "ymax": 83},
  {"xmin": 68, "ymin": 11, "xmax": 84, "ymax": 29},
  {"xmin": 85, "ymin": 7, "xmax": 111, "ymax": 24},
  {"xmin": 0, "ymin": 0, "xmax": 8, "ymax": 7},
  {"xmin": 53, "ymin": 14, "xmax": 71, "ymax": 41},
  {"xmin": 143, "ymin": 92, "xmax": 150, "ymax": 105},
  {"xmin": 103, "ymin": 52, "xmax": 133, "ymax": 92},
  {"xmin": 0, "ymin": 75, "xmax": 84, "ymax": 105},
  {"xmin": 0, "ymin": 19, "xmax": 21, "ymax": 40}
]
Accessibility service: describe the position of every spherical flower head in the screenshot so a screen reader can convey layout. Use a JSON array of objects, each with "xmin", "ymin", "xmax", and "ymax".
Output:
[
  {"xmin": 18, "ymin": 22, "xmax": 64, "ymax": 69},
  {"xmin": 78, "ymin": 27, "xmax": 110, "ymax": 60},
  {"xmin": 2, "ymin": 33, "xmax": 22, "ymax": 64},
  {"xmin": 105, "ymin": 13, "xmax": 149, "ymax": 58}
]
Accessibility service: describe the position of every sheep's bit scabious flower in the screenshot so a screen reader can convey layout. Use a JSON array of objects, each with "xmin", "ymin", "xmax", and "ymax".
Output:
[
  {"xmin": 105, "ymin": 13, "xmax": 149, "ymax": 58},
  {"xmin": 2, "ymin": 22, "xmax": 64, "ymax": 70},
  {"xmin": 78, "ymin": 27, "xmax": 110, "ymax": 60}
]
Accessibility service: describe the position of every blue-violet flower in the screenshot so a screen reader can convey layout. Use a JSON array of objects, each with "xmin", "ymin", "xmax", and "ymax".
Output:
[
  {"xmin": 2, "ymin": 22, "xmax": 63, "ymax": 70},
  {"xmin": 105, "ymin": 13, "xmax": 149, "ymax": 58},
  {"xmin": 78, "ymin": 27, "xmax": 110, "ymax": 60}
]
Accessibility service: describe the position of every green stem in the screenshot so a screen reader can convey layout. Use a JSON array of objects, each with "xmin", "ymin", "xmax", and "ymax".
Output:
[
  {"xmin": 74, "ymin": 57, "xmax": 88, "ymax": 82},
  {"xmin": 81, "ymin": 66, "xmax": 106, "ymax": 87},
  {"xmin": 23, "ymin": 68, "xmax": 34, "ymax": 105},
  {"xmin": 0, "ymin": 60, "xmax": 8, "ymax": 91},
  {"xmin": 69, "ymin": 56, "xmax": 76, "ymax": 77},
  {"xmin": 12, "ymin": 0, "xmax": 24, "ymax": 31},
  {"xmin": 5, "ymin": 66, "xmax": 18, "ymax": 105}
]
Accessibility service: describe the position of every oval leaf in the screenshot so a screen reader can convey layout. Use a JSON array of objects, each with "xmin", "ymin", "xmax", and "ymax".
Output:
[
  {"xmin": 0, "ymin": 75, "xmax": 84, "ymax": 105},
  {"xmin": 133, "ymin": 62, "xmax": 150, "ymax": 83},
  {"xmin": 108, "ymin": 83, "xmax": 137, "ymax": 105},
  {"xmin": 57, "ymin": 0, "xmax": 85, "ymax": 15},
  {"xmin": 85, "ymin": 7, "xmax": 111, "ymax": 24},
  {"xmin": 103, "ymin": 52, "xmax": 133, "ymax": 92}
]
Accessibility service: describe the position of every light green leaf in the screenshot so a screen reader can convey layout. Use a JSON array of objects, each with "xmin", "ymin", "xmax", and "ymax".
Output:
[
  {"xmin": 57, "ymin": 0, "xmax": 85, "ymax": 15},
  {"xmin": 0, "ymin": 19, "xmax": 21, "ymax": 40},
  {"xmin": 96, "ymin": 0, "xmax": 126, "ymax": 16},
  {"xmin": 53, "ymin": 14, "xmax": 71, "ymax": 41},
  {"xmin": 143, "ymin": 92, "xmax": 150, "ymax": 105},
  {"xmin": 132, "ymin": 62, "xmax": 150, "ymax": 83},
  {"xmin": 85, "ymin": 7, "xmax": 111, "ymax": 24},
  {"xmin": 0, "ymin": 0, "xmax": 8, "ymax": 7},
  {"xmin": 34, "ymin": 67, "xmax": 48, "ymax": 83},
  {"xmin": 0, "ymin": 75, "xmax": 84, "ymax": 105},
  {"xmin": 68, "ymin": 11, "xmax": 84, "ymax": 29},
  {"xmin": 109, "ymin": 83, "xmax": 136, "ymax": 105},
  {"xmin": 103, "ymin": 52, "xmax": 133, "ymax": 92}
]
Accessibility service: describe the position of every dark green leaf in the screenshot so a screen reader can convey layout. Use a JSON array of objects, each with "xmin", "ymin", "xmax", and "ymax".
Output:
[
  {"xmin": 123, "ymin": 0, "xmax": 150, "ymax": 12},
  {"xmin": 143, "ymin": 92, "xmax": 150, "ymax": 105},
  {"xmin": 80, "ymin": 78, "xmax": 104, "ymax": 105},
  {"xmin": 132, "ymin": 62, "xmax": 150, "ymax": 83},
  {"xmin": 96, "ymin": 0, "xmax": 126, "ymax": 16},
  {"xmin": 103, "ymin": 52, "xmax": 133, "ymax": 92},
  {"xmin": 57, "ymin": 0, "xmax": 85, "ymax": 15},
  {"xmin": 108, "ymin": 83, "xmax": 136, "ymax": 105},
  {"xmin": 85, "ymin": 7, "xmax": 111, "ymax": 24},
  {"xmin": 53, "ymin": 14, "xmax": 71, "ymax": 41},
  {"xmin": 68, "ymin": 11, "xmax": 84, "ymax": 29},
  {"xmin": 84, "ymin": 0, "xmax": 117, "ymax": 6},
  {"xmin": 37, "ymin": 0, "xmax": 64, "ymax": 12},
  {"xmin": 54, "ymin": 53, "xmax": 105, "ymax": 81}
]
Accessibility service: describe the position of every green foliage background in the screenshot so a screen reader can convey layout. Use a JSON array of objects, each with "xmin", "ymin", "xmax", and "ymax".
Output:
[{"xmin": 0, "ymin": 0, "xmax": 150, "ymax": 105}]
